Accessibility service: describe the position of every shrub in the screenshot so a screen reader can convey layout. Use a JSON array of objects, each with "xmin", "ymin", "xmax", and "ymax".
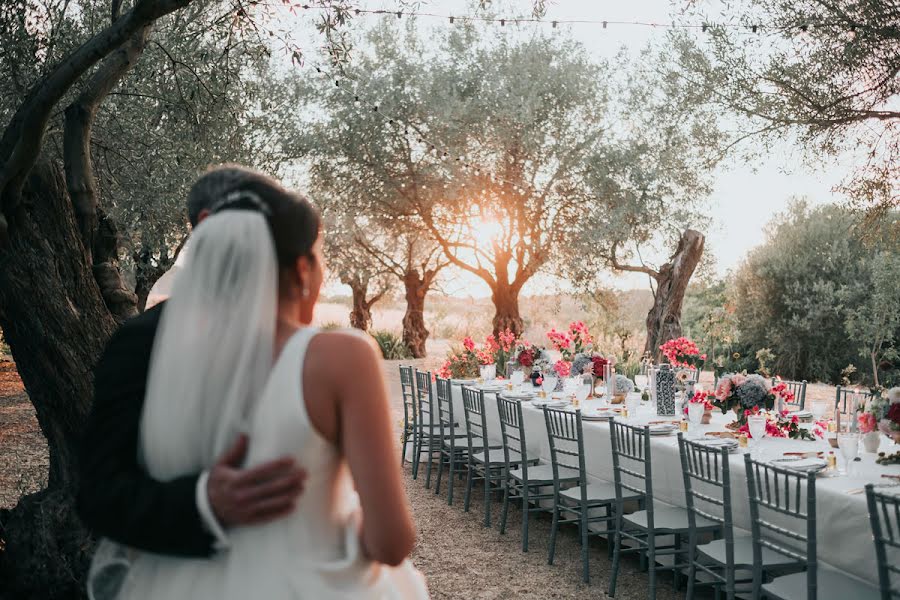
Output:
[{"xmin": 371, "ymin": 330, "xmax": 414, "ymax": 360}]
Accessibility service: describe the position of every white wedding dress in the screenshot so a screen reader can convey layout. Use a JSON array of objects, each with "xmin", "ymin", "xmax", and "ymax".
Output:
[{"xmin": 115, "ymin": 327, "xmax": 429, "ymax": 599}]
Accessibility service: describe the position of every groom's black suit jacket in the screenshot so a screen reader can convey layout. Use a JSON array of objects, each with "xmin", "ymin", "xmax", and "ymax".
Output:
[{"xmin": 78, "ymin": 303, "xmax": 215, "ymax": 557}]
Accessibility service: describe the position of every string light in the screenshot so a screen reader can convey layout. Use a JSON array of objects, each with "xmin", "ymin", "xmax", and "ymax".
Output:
[{"xmin": 293, "ymin": 4, "xmax": 860, "ymax": 33}]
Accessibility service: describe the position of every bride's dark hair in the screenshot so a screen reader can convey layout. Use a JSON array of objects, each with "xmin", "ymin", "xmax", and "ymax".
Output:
[{"xmin": 193, "ymin": 165, "xmax": 320, "ymax": 269}]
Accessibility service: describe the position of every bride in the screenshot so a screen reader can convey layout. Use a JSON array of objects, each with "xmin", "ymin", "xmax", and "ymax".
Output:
[{"xmin": 89, "ymin": 169, "xmax": 428, "ymax": 599}]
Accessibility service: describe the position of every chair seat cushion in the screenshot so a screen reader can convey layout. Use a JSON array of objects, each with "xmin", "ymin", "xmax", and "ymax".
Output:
[
  {"xmin": 697, "ymin": 535, "xmax": 796, "ymax": 568},
  {"xmin": 624, "ymin": 504, "xmax": 717, "ymax": 532},
  {"xmin": 560, "ymin": 481, "xmax": 618, "ymax": 504},
  {"xmin": 510, "ymin": 463, "xmax": 578, "ymax": 483},
  {"xmin": 763, "ymin": 567, "xmax": 880, "ymax": 600}
]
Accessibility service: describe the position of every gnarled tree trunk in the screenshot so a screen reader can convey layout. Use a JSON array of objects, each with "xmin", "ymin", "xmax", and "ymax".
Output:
[
  {"xmin": 401, "ymin": 268, "xmax": 435, "ymax": 359},
  {"xmin": 348, "ymin": 282, "xmax": 386, "ymax": 332},
  {"xmin": 643, "ymin": 229, "xmax": 705, "ymax": 359},
  {"xmin": 0, "ymin": 160, "xmax": 118, "ymax": 599},
  {"xmin": 491, "ymin": 282, "xmax": 523, "ymax": 338}
]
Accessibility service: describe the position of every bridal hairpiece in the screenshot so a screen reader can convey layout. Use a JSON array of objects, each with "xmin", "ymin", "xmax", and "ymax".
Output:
[{"xmin": 210, "ymin": 190, "xmax": 272, "ymax": 216}]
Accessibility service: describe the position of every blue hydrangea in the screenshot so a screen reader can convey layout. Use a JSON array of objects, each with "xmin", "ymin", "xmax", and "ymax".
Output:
[
  {"xmin": 614, "ymin": 374, "xmax": 635, "ymax": 394},
  {"xmin": 571, "ymin": 353, "xmax": 593, "ymax": 377},
  {"xmin": 735, "ymin": 375, "xmax": 770, "ymax": 409}
]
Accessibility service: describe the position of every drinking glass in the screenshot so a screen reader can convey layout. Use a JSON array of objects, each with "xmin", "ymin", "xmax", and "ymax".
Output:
[
  {"xmin": 687, "ymin": 402, "xmax": 705, "ymax": 437},
  {"xmin": 575, "ymin": 382, "xmax": 591, "ymax": 406},
  {"xmin": 564, "ymin": 377, "xmax": 579, "ymax": 396},
  {"xmin": 838, "ymin": 432, "xmax": 860, "ymax": 476},
  {"xmin": 510, "ymin": 370, "xmax": 525, "ymax": 387},
  {"xmin": 748, "ymin": 415, "xmax": 767, "ymax": 454},
  {"xmin": 484, "ymin": 364, "xmax": 496, "ymax": 381},
  {"xmin": 625, "ymin": 394, "xmax": 640, "ymax": 418},
  {"xmin": 542, "ymin": 375, "xmax": 558, "ymax": 396},
  {"xmin": 635, "ymin": 374, "xmax": 648, "ymax": 390},
  {"xmin": 811, "ymin": 402, "xmax": 827, "ymax": 421}
]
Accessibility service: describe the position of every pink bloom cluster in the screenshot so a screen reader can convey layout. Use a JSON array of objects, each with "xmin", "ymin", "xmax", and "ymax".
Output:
[
  {"xmin": 553, "ymin": 360, "xmax": 572, "ymax": 377},
  {"xmin": 568, "ymin": 321, "xmax": 593, "ymax": 345},
  {"xmin": 771, "ymin": 381, "xmax": 796, "ymax": 406},
  {"xmin": 547, "ymin": 328, "xmax": 573, "ymax": 351},
  {"xmin": 659, "ymin": 337, "xmax": 705, "ymax": 368},
  {"xmin": 858, "ymin": 411, "xmax": 878, "ymax": 434},
  {"xmin": 498, "ymin": 328, "xmax": 517, "ymax": 352}
]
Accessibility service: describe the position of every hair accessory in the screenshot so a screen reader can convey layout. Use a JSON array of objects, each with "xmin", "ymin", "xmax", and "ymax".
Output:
[{"xmin": 210, "ymin": 190, "xmax": 272, "ymax": 216}]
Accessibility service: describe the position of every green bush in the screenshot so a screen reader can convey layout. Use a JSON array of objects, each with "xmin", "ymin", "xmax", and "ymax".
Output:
[
  {"xmin": 371, "ymin": 330, "xmax": 414, "ymax": 360},
  {"xmin": 319, "ymin": 321, "xmax": 343, "ymax": 330}
]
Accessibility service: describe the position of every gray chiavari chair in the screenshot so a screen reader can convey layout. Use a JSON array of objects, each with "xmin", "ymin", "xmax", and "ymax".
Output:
[
  {"xmin": 866, "ymin": 484, "xmax": 900, "ymax": 600},
  {"xmin": 497, "ymin": 396, "xmax": 554, "ymax": 551},
  {"xmin": 412, "ymin": 369, "xmax": 440, "ymax": 487},
  {"xmin": 544, "ymin": 407, "xmax": 621, "ymax": 584},
  {"xmin": 399, "ymin": 365, "xmax": 416, "ymax": 468},
  {"xmin": 461, "ymin": 386, "xmax": 505, "ymax": 527},
  {"xmin": 433, "ymin": 376, "xmax": 470, "ymax": 505},
  {"xmin": 771, "ymin": 377, "xmax": 808, "ymax": 410},
  {"xmin": 834, "ymin": 385, "xmax": 874, "ymax": 424},
  {"xmin": 745, "ymin": 454, "xmax": 878, "ymax": 600},
  {"xmin": 679, "ymin": 435, "xmax": 794, "ymax": 600},
  {"xmin": 608, "ymin": 421, "xmax": 718, "ymax": 600}
]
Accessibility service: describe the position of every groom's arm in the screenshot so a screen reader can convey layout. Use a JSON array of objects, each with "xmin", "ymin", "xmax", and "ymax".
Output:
[{"xmin": 78, "ymin": 312, "xmax": 215, "ymax": 557}]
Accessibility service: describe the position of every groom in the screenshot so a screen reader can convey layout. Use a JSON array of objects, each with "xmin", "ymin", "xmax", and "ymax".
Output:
[{"xmin": 78, "ymin": 166, "xmax": 307, "ymax": 556}]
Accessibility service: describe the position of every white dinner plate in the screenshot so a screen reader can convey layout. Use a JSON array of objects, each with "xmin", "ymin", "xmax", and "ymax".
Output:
[
  {"xmin": 769, "ymin": 457, "xmax": 828, "ymax": 473},
  {"xmin": 648, "ymin": 424, "xmax": 678, "ymax": 436}
]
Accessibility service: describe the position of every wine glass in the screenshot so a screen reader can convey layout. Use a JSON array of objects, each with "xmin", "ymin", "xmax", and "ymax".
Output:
[
  {"xmin": 687, "ymin": 402, "xmax": 705, "ymax": 438},
  {"xmin": 575, "ymin": 381, "xmax": 591, "ymax": 407},
  {"xmin": 510, "ymin": 370, "xmax": 525, "ymax": 388},
  {"xmin": 811, "ymin": 401, "xmax": 827, "ymax": 421},
  {"xmin": 635, "ymin": 374, "xmax": 648, "ymax": 390},
  {"xmin": 542, "ymin": 374, "xmax": 558, "ymax": 397},
  {"xmin": 748, "ymin": 415, "xmax": 767, "ymax": 454},
  {"xmin": 838, "ymin": 431, "xmax": 860, "ymax": 476}
]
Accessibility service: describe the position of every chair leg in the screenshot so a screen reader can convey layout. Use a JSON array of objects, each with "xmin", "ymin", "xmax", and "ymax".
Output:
[
  {"xmin": 673, "ymin": 533, "xmax": 682, "ymax": 591},
  {"xmin": 483, "ymin": 468, "xmax": 492, "ymax": 527},
  {"xmin": 411, "ymin": 431, "xmax": 419, "ymax": 479},
  {"xmin": 686, "ymin": 530, "xmax": 697, "ymax": 600},
  {"xmin": 447, "ymin": 452, "xmax": 456, "ymax": 505},
  {"xmin": 608, "ymin": 510, "xmax": 623, "ymax": 597},
  {"xmin": 580, "ymin": 506, "xmax": 590, "ymax": 584},
  {"xmin": 424, "ymin": 437, "xmax": 435, "ymax": 489},
  {"xmin": 499, "ymin": 477, "xmax": 511, "ymax": 535},
  {"xmin": 434, "ymin": 449, "xmax": 444, "ymax": 495},
  {"xmin": 648, "ymin": 530, "xmax": 657, "ymax": 600},
  {"xmin": 463, "ymin": 460, "xmax": 474, "ymax": 513},
  {"xmin": 521, "ymin": 484, "xmax": 530, "ymax": 552},
  {"xmin": 606, "ymin": 506, "xmax": 614, "ymax": 560},
  {"xmin": 401, "ymin": 428, "xmax": 408, "ymax": 467},
  {"xmin": 548, "ymin": 499, "xmax": 560, "ymax": 565}
]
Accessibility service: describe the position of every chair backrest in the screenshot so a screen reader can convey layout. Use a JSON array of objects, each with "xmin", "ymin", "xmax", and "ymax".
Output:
[
  {"xmin": 834, "ymin": 385, "xmax": 874, "ymax": 424},
  {"xmin": 609, "ymin": 420, "xmax": 652, "ymax": 515},
  {"xmin": 435, "ymin": 376, "xmax": 455, "ymax": 442},
  {"xmin": 497, "ymin": 396, "xmax": 529, "ymax": 476},
  {"xmin": 866, "ymin": 484, "xmax": 900, "ymax": 599},
  {"xmin": 542, "ymin": 407, "xmax": 587, "ymax": 492},
  {"xmin": 400, "ymin": 365, "xmax": 416, "ymax": 422},
  {"xmin": 678, "ymin": 434, "xmax": 735, "ymax": 584},
  {"xmin": 744, "ymin": 453, "xmax": 816, "ymax": 598},
  {"xmin": 462, "ymin": 386, "xmax": 490, "ymax": 461},
  {"xmin": 415, "ymin": 369, "xmax": 435, "ymax": 427},
  {"xmin": 772, "ymin": 377, "xmax": 807, "ymax": 410}
]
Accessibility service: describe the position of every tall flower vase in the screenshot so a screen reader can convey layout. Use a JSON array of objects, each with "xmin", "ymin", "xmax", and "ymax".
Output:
[
  {"xmin": 655, "ymin": 365, "xmax": 676, "ymax": 416},
  {"xmin": 863, "ymin": 431, "xmax": 881, "ymax": 453}
]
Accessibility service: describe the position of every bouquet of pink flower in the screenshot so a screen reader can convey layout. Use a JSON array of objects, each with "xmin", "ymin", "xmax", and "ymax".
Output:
[
  {"xmin": 736, "ymin": 407, "xmax": 819, "ymax": 440},
  {"xmin": 547, "ymin": 321, "xmax": 593, "ymax": 361},
  {"xmin": 553, "ymin": 360, "xmax": 572, "ymax": 378},
  {"xmin": 438, "ymin": 330, "xmax": 523, "ymax": 379},
  {"xmin": 659, "ymin": 337, "xmax": 706, "ymax": 369}
]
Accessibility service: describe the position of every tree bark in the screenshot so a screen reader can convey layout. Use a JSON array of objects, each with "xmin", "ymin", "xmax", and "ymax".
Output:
[
  {"xmin": 401, "ymin": 270, "xmax": 430, "ymax": 358},
  {"xmin": 349, "ymin": 284, "xmax": 373, "ymax": 331},
  {"xmin": 491, "ymin": 282, "xmax": 524, "ymax": 338},
  {"xmin": 643, "ymin": 229, "xmax": 705, "ymax": 360},
  {"xmin": 0, "ymin": 159, "xmax": 118, "ymax": 599}
]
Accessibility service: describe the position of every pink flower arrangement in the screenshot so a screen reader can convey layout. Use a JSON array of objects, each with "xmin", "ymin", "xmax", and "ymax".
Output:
[
  {"xmin": 659, "ymin": 337, "xmax": 705, "ymax": 368},
  {"xmin": 771, "ymin": 381, "xmax": 796, "ymax": 406},
  {"xmin": 498, "ymin": 329, "xmax": 517, "ymax": 352},
  {"xmin": 684, "ymin": 391, "xmax": 715, "ymax": 415},
  {"xmin": 546, "ymin": 322, "xmax": 594, "ymax": 361},
  {"xmin": 547, "ymin": 328, "xmax": 573, "ymax": 352},
  {"xmin": 553, "ymin": 360, "xmax": 572, "ymax": 377},
  {"xmin": 463, "ymin": 336, "xmax": 475, "ymax": 352},
  {"xmin": 858, "ymin": 411, "xmax": 877, "ymax": 434}
]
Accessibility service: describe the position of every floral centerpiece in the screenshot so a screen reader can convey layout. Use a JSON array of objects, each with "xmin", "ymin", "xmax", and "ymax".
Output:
[
  {"xmin": 547, "ymin": 321, "xmax": 593, "ymax": 361},
  {"xmin": 437, "ymin": 331, "xmax": 518, "ymax": 379},
  {"xmin": 862, "ymin": 387, "xmax": 900, "ymax": 444},
  {"xmin": 735, "ymin": 407, "xmax": 824, "ymax": 441},
  {"xmin": 611, "ymin": 374, "xmax": 634, "ymax": 404},
  {"xmin": 684, "ymin": 391, "xmax": 715, "ymax": 424},
  {"xmin": 659, "ymin": 337, "xmax": 706, "ymax": 370},
  {"xmin": 709, "ymin": 373, "xmax": 794, "ymax": 427}
]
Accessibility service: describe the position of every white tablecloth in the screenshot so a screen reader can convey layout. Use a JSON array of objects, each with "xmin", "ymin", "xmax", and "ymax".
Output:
[{"xmin": 449, "ymin": 382, "xmax": 900, "ymax": 584}]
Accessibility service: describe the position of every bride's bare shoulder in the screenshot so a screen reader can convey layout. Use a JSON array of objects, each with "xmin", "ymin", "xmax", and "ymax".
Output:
[{"xmin": 308, "ymin": 328, "xmax": 379, "ymax": 364}]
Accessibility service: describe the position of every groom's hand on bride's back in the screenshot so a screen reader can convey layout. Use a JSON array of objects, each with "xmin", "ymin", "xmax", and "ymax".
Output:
[{"xmin": 208, "ymin": 434, "xmax": 307, "ymax": 526}]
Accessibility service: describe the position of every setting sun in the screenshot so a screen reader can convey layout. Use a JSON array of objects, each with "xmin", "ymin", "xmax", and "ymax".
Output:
[{"xmin": 468, "ymin": 216, "xmax": 504, "ymax": 249}]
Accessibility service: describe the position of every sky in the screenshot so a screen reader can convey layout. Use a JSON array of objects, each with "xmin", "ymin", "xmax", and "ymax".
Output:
[{"xmin": 281, "ymin": 0, "xmax": 855, "ymax": 297}]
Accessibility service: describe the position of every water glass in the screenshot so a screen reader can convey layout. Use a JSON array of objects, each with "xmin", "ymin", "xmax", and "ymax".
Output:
[
  {"xmin": 687, "ymin": 402, "xmax": 705, "ymax": 437},
  {"xmin": 811, "ymin": 402, "xmax": 827, "ymax": 421},
  {"xmin": 748, "ymin": 415, "xmax": 767, "ymax": 453},
  {"xmin": 635, "ymin": 374, "xmax": 648, "ymax": 390},
  {"xmin": 542, "ymin": 375, "xmax": 558, "ymax": 395},
  {"xmin": 575, "ymin": 383, "xmax": 591, "ymax": 406},
  {"xmin": 510, "ymin": 370, "xmax": 525, "ymax": 387},
  {"xmin": 480, "ymin": 364, "xmax": 496, "ymax": 381},
  {"xmin": 838, "ymin": 432, "xmax": 860, "ymax": 476}
]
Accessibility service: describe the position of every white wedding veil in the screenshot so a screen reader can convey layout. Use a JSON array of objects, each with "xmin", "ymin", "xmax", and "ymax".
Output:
[
  {"xmin": 88, "ymin": 193, "xmax": 279, "ymax": 600},
  {"xmin": 140, "ymin": 198, "xmax": 278, "ymax": 479}
]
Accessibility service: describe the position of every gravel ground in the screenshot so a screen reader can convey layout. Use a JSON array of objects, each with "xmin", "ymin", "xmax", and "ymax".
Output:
[{"xmin": 0, "ymin": 352, "xmax": 843, "ymax": 599}]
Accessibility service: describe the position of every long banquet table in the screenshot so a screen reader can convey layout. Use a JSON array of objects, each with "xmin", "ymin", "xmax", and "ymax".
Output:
[{"xmin": 447, "ymin": 382, "xmax": 900, "ymax": 585}]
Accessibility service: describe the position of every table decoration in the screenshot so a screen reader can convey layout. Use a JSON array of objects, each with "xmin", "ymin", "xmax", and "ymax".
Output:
[
  {"xmin": 659, "ymin": 336, "xmax": 705, "ymax": 394},
  {"xmin": 876, "ymin": 451, "xmax": 900, "ymax": 466},
  {"xmin": 655, "ymin": 364, "xmax": 677, "ymax": 415},
  {"xmin": 710, "ymin": 373, "xmax": 795, "ymax": 427},
  {"xmin": 733, "ymin": 406, "xmax": 824, "ymax": 441},
  {"xmin": 611, "ymin": 374, "xmax": 634, "ymax": 404},
  {"xmin": 683, "ymin": 390, "xmax": 714, "ymax": 424},
  {"xmin": 862, "ymin": 386, "xmax": 900, "ymax": 444}
]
